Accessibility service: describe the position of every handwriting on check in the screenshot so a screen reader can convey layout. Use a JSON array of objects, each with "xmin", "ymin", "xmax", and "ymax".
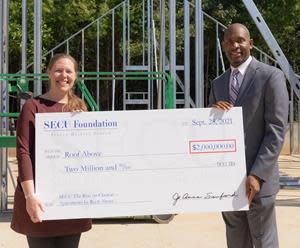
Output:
[{"xmin": 172, "ymin": 192, "xmax": 238, "ymax": 206}]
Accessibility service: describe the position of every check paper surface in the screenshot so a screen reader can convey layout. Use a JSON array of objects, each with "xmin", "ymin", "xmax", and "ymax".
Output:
[{"xmin": 36, "ymin": 108, "xmax": 248, "ymax": 220}]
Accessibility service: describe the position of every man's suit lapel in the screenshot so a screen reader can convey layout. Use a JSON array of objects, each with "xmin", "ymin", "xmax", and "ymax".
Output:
[
  {"xmin": 218, "ymin": 70, "xmax": 231, "ymax": 102},
  {"xmin": 235, "ymin": 58, "xmax": 259, "ymax": 105}
]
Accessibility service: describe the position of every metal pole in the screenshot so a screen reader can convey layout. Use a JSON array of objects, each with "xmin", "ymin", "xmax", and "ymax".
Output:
[
  {"xmin": 169, "ymin": 0, "xmax": 176, "ymax": 108},
  {"xmin": 142, "ymin": 0, "xmax": 145, "ymax": 66},
  {"xmin": 0, "ymin": 0, "xmax": 3, "ymax": 213},
  {"xmin": 184, "ymin": 0, "xmax": 190, "ymax": 108},
  {"xmin": 217, "ymin": 37, "xmax": 225, "ymax": 73},
  {"xmin": 122, "ymin": 1, "xmax": 126, "ymax": 110},
  {"xmin": 147, "ymin": 0, "xmax": 151, "ymax": 110},
  {"xmin": 290, "ymin": 90, "xmax": 294, "ymax": 154},
  {"xmin": 195, "ymin": 0, "xmax": 204, "ymax": 107},
  {"xmin": 3, "ymin": 0, "xmax": 9, "ymax": 76},
  {"xmin": 34, "ymin": 0, "xmax": 42, "ymax": 95},
  {"xmin": 150, "ymin": 0, "xmax": 154, "ymax": 109},
  {"xmin": 22, "ymin": 0, "xmax": 27, "ymax": 73},
  {"xmin": 81, "ymin": 31, "xmax": 85, "ymax": 72},
  {"xmin": 20, "ymin": 0, "xmax": 27, "ymax": 117},
  {"xmin": 158, "ymin": 0, "xmax": 165, "ymax": 109},
  {"xmin": 81, "ymin": 30, "xmax": 85, "ymax": 99},
  {"xmin": 96, "ymin": 20, "xmax": 100, "ymax": 107},
  {"xmin": 0, "ymin": 0, "xmax": 3, "ymax": 75},
  {"xmin": 127, "ymin": 0, "xmax": 130, "ymax": 65},
  {"xmin": 1, "ymin": 0, "xmax": 9, "ymax": 212},
  {"xmin": 152, "ymin": 20, "xmax": 159, "ymax": 109},
  {"xmin": 112, "ymin": 10, "xmax": 115, "ymax": 111},
  {"xmin": 216, "ymin": 23, "xmax": 219, "ymax": 77}
]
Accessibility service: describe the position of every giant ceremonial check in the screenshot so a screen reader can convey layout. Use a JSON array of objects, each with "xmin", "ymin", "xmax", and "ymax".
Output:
[{"xmin": 35, "ymin": 107, "xmax": 248, "ymax": 220}]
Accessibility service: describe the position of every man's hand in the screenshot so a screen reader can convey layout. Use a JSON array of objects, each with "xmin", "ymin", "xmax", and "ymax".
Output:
[
  {"xmin": 246, "ymin": 175, "xmax": 262, "ymax": 204},
  {"xmin": 211, "ymin": 101, "xmax": 233, "ymax": 111}
]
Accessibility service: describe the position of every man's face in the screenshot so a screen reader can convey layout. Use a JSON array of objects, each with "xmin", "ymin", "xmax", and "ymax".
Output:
[{"xmin": 222, "ymin": 26, "xmax": 253, "ymax": 67}]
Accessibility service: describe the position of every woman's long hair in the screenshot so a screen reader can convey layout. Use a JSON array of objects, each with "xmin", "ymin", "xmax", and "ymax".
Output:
[{"xmin": 47, "ymin": 53, "xmax": 88, "ymax": 112}]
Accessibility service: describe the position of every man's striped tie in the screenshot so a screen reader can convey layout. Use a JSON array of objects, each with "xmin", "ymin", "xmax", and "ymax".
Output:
[{"xmin": 229, "ymin": 69, "xmax": 240, "ymax": 104}]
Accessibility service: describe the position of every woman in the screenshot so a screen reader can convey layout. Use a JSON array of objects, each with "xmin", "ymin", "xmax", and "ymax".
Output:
[{"xmin": 11, "ymin": 53, "xmax": 92, "ymax": 248}]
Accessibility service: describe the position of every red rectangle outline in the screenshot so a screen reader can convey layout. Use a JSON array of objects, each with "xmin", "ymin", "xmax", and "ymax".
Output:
[{"xmin": 189, "ymin": 139, "xmax": 237, "ymax": 154}]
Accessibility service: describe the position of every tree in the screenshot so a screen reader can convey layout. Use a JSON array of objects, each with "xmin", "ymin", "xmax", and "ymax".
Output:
[{"xmin": 6, "ymin": 0, "xmax": 300, "ymax": 109}]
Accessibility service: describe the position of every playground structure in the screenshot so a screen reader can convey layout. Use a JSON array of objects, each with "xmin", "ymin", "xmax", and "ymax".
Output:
[{"xmin": 1, "ymin": 0, "xmax": 300, "ymax": 214}]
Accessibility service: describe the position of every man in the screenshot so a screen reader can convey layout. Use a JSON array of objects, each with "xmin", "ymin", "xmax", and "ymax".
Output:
[{"xmin": 209, "ymin": 23, "xmax": 289, "ymax": 248}]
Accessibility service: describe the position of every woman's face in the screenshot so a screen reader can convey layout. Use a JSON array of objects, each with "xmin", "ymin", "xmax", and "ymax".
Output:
[{"xmin": 47, "ymin": 58, "xmax": 76, "ymax": 94}]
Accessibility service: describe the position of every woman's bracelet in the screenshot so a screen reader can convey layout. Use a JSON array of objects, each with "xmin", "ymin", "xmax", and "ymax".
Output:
[{"xmin": 24, "ymin": 192, "xmax": 36, "ymax": 200}]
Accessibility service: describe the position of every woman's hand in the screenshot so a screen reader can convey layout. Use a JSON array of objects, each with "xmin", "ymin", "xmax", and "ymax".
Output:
[
  {"xmin": 25, "ymin": 194, "xmax": 45, "ymax": 223},
  {"xmin": 21, "ymin": 180, "xmax": 45, "ymax": 223}
]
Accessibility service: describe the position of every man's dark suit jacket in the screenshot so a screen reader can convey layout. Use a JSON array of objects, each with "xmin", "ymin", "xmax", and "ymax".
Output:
[{"xmin": 209, "ymin": 57, "xmax": 289, "ymax": 197}]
